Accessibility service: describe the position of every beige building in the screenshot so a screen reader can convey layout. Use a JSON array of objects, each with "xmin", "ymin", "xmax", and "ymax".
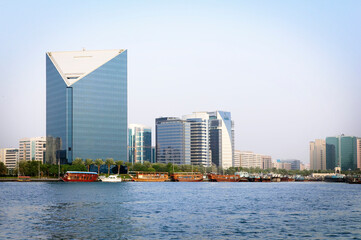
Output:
[
  {"xmin": 262, "ymin": 156, "xmax": 272, "ymax": 169},
  {"xmin": 19, "ymin": 137, "xmax": 46, "ymax": 162},
  {"xmin": 0, "ymin": 148, "xmax": 19, "ymax": 169},
  {"xmin": 357, "ymin": 138, "xmax": 361, "ymax": 169},
  {"xmin": 234, "ymin": 150, "xmax": 241, "ymax": 167},
  {"xmin": 240, "ymin": 151, "xmax": 271, "ymax": 169},
  {"xmin": 310, "ymin": 139, "xmax": 326, "ymax": 170}
]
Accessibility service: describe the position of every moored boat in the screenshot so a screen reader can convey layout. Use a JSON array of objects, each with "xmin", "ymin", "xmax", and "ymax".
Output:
[
  {"xmin": 62, "ymin": 171, "xmax": 98, "ymax": 182},
  {"xmin": 131, "ymin": 172, "xmax": 169, "ymax": 182},
  {"xmin": 207, "ymin": 173, "xmax": 241, "ymax": 182},
  {"xmin": 101, "ymin": 175, "xmax": 122, "ymax": 182},
  {"xmin": 235, "ymin": 172, "xmax": 250, "ymax": 182},
  {"xmin": 324, "ymin": 174, "xmax": 345, "ymax": 183},
  {"xmin": 171, "ymin": 172, "xmax": 203, "ymax": 182}
]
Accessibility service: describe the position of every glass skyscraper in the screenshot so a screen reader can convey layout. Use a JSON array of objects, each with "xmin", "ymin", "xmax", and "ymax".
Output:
[
  {"xmin": 46, "ymin": 49, "xmax": 127, "ymax": 164},
  {"xmin": 128, "ymin": 124, "xmax": 151, "ymax": 164},
  {"xmin": 326, "ymin": 135, "xmax": 357, "ymax": 171},
  {"xmin": 155, "ymin": 117, "xmax": 191, "ymax": 165}
]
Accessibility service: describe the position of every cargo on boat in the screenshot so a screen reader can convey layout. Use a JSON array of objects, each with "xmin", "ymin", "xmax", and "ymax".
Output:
[
  {"xmin": 171, "ymin": 172, "xmax": 203, "ymax": 182},
  {"xmin": 207, "ymin": 173, "xmax": 241, "ymax": 182},
  {"xmin": 62, "ymin": 171, "xmax": 98, "ymax": 182},
  {"xmin": 131, "ymin": 172, "xmax": 169, "ymax": 182}
]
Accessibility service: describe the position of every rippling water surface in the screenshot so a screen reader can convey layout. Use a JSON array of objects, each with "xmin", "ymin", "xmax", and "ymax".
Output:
[{"xmin": 0, "ymin": 182, "xmax": 360, "ymax": 239}]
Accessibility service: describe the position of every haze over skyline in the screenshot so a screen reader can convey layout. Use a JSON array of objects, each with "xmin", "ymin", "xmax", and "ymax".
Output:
[{"xmin": 1, "ymin": 0, "xmax": 360, "ymax": 164}]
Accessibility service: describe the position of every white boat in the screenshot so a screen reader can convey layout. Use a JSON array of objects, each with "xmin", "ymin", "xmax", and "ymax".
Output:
[{"xmin": 101, "ymin": 175, "xmax": 122, "ymax": 182}]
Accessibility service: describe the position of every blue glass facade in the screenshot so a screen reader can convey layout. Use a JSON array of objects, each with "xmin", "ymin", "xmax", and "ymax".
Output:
[
  {"xmin": 156, "ymin": 117, "xmax": 191, "ymax": 165},
  {"xmin": 46, "ymin": 50, "xmax": 127, "ymax": 163},
  {"xmin": 326, "ymin": 135, "xmax": 357, "ymax": 171},
  {"xmin": 128, "ymin": 125, "xmax": 152, "ymax": 164}
]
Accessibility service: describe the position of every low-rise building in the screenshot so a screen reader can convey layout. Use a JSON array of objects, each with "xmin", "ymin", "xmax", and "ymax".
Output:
[
  {"xmin": 19, "ymin": 137, "xmax": 46, "ymax": 162},
  {"xmin": 0, "ymin": 148, "xmax": 19, "ymax": 169}
]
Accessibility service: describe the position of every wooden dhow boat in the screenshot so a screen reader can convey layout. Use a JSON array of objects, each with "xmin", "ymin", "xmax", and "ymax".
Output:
[
  {"xmin": 131, "ymin": 172, "xmax": 169, "ymax": 182},
  {"xmin": 171, "ymin": 172, "xmax": 203, "ymax": 182}
]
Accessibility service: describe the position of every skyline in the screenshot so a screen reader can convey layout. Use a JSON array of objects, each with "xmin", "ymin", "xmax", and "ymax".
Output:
[{"xmin": 1, "ymin": 1, "xmax": 361, "ymax": 164}]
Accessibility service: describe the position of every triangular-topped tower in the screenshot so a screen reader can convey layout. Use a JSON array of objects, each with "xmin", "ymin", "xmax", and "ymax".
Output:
[{"xmin": 46, "ymin": 49, "xmax": 127, "ymax": 164}]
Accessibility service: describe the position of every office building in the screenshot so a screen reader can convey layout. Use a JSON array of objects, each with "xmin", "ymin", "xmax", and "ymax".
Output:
[
  {"xmin": 155, "ymin": 117, "xmax": 191, "ymax": 165},
  {"xmin": 183, "ymin": 111, "xmax": 234, "ymax": 168},
  {"xmin": 240, "ymin": 151, "xmax": 262, "ymax": 169},
  {"xmin": 183, "ymin": 112, "xmax": 211, "ymax": 167},
  {"xmin": 19, "ymin": 137, "xmax": 46, "ymax": 162},
  {"xmin": 281, "ymin": 159, "xmax": 301, "ymax": 170},
  {"xmin": 46, "ymin": 49, "xmax": 127, "ymax": 164},
  {"xmin": 310, "ymin": 139, "xmax": 326, "ymax": 170},
  {"xmin": 326, "ymin": 135, "xmax": 357, "ymax": 171},
  {"xmin": 0, "ymin": 148, "xmax": 19, "ymax": 169},
  {"xmin": 234, "ymin": 150, "xmax": 241, "ymax": 168},
  {"xmin": 208, "ymin": 111, "xmax": 234, "ymax": 169},
  {"xmin": 128, "ymin": 124, "xmax": 151, "ymax": 164},
  {"xmin": 262, "ymin": 155, "xmax": 272, "ymax": 169},
  {"xmin": 273, "ymin": 160, "xmax": 292, "ymax": 170}
]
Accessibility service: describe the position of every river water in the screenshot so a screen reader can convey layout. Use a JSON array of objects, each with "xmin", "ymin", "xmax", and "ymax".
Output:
[{"xmin": 0, "ymin": 182, "xmax": 360, "ymax": 239}]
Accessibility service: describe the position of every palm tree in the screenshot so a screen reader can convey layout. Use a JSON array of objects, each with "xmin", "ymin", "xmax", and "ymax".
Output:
[
  {"xmin": 72, "ymin": 158, "xmax": 83, "ymax": 165},
  {"xmin": 125, "ymin": 162, "xmax": 132, "ymax": 174},
  {"xmin": 85, "ymin": 159, "xmax": 93, "ymax": 172},
  {"xmin": 115, "ymin": 160, "xmax": 124, "ymax": 175},
  {"xmin": 105, "ymin": 158, "xmax": 115, "ymax": 175},
  {"xmin": 95, "ymin": 159, "xmax": 104, "ymax": 175}
]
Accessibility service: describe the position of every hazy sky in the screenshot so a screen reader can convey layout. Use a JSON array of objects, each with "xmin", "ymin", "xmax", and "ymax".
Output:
[{"xmin": 1, "ymin": 0, "xmax": 360, "ymax": 164}]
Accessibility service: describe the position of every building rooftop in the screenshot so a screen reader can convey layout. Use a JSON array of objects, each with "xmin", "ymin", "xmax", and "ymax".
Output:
[{"xmin": 47, "ymin": 49, "xmax": 125, "ymax": 86}]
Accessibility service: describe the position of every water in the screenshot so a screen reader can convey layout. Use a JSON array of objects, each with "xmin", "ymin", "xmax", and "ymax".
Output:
[{"xmin": 0, "ymin": 182, "xmax": 360, "ymax": 239}]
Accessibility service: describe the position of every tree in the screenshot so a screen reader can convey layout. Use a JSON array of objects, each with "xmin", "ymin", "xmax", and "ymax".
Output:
[
  {"xmin": 115, "ymin": 160, "xmax": 124, "ymax": 175},
  {"xmin": 95, "ymin": 159, "xmax": 104, "ymax": 175},
  {"xmin": 85, "ymin": 159, "xmax": 93, "ymax": 172},
  {"xmin": 125, "ymin": 162, "xmax": 133, "ymax": 173},
  {"xmin": 0, "ymin": 162, "xmax": 7, "ymax": 175},
  {"xmin": 72, "ymin": 158, "xmax": 84, "ymax": 166},
  {"xmin": 105, "ymin": 158, "xmax": 115, "ymax": 175}
]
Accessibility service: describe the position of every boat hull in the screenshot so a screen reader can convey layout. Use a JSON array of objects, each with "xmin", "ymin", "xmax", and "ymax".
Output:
[
  {"xmin": 171, "ymin": 173, "xmax": 203, "ymax": 182},
  {"xmin": 207, "ymin": 174, "xmax": 241, "ymax": 182},
  {"xmin": 62, "ymin": 171, "xmax": 98, "ymax": 182},
  {"xmin": 131, "ymin": 172, "xmax": 169, "ymax": 182}
]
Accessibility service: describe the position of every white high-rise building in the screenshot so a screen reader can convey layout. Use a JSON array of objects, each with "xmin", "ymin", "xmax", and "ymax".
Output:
[
  {"xmin": 310, "ymin": 139, "xmax": 326, "ymax": 170},
  {"xmin": 19, "ymin": 137, "xmax": 46, "ymax": 162},
  {"xmin": 183, "ymin": 111, "xmax": 234, "ymax": 169},
  {"xmin": 0, "ymin": 148, "xmax": 19, "ymax": 169},
  {"xmin": 183, "ymin": 112, "xmax": 211, "ymax": 167}
]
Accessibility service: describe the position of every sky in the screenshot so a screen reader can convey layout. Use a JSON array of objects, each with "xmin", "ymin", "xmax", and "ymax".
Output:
[{"xmin": 0, "ymin": 0, "xmax": 360, "ymax": 164}]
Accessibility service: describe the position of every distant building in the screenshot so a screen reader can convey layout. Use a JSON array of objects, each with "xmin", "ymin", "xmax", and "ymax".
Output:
[
  {"xmin": 310, "ymin": 139, "xmax": 326, "ymax": 170},
  {"xmin": 208, "ymin": 111, "xmax": 234, "ymax": 169},
  {"xmin": 280, "ymin": 159, "xmax": 301, "ymax": 170},
  {"xmin": 357, "ymin": 138, "xmax": 361, "ymax": 169},
  {"xmin": 240, "ymin": 151, "xmax": 266, "ymax": 169},
  {"xmin": 155, "ymin": 117, "xmax": 191, "ymax": 165},
  {"xmin": 46, "ymin": 49, "xmax": 127, "ymax": 164},
  {"xmin": 128, "ymin": 124, "xmax": 152, "ymax": 164},
  {"xmin": 183, "ymin": 111, "xmax": 234, "ymax": 168},
  {"xmin": 262, "ymin": 156, "xmax": 272, "ymax": 169},
  {"xmin": 326, "ymin": 135, "xmax": 358, "ymax": 171},
  {"xmin": 151, "ymin": 146, "xmax": 156, "ymax": 163},
  {"xmin": 0, "ymin": 148, "xmax": 19, "ymax": 169},
  {"xmin": 233, "ymin": 150, "xmax": 241, "ymax": 168},
  {"xmin": 19, "ymin": 137, "xmax": 46, "ymax": 162},
  {"xmin": 183, "ymin": 112, "xmax": 211, "ymax": 167}
]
